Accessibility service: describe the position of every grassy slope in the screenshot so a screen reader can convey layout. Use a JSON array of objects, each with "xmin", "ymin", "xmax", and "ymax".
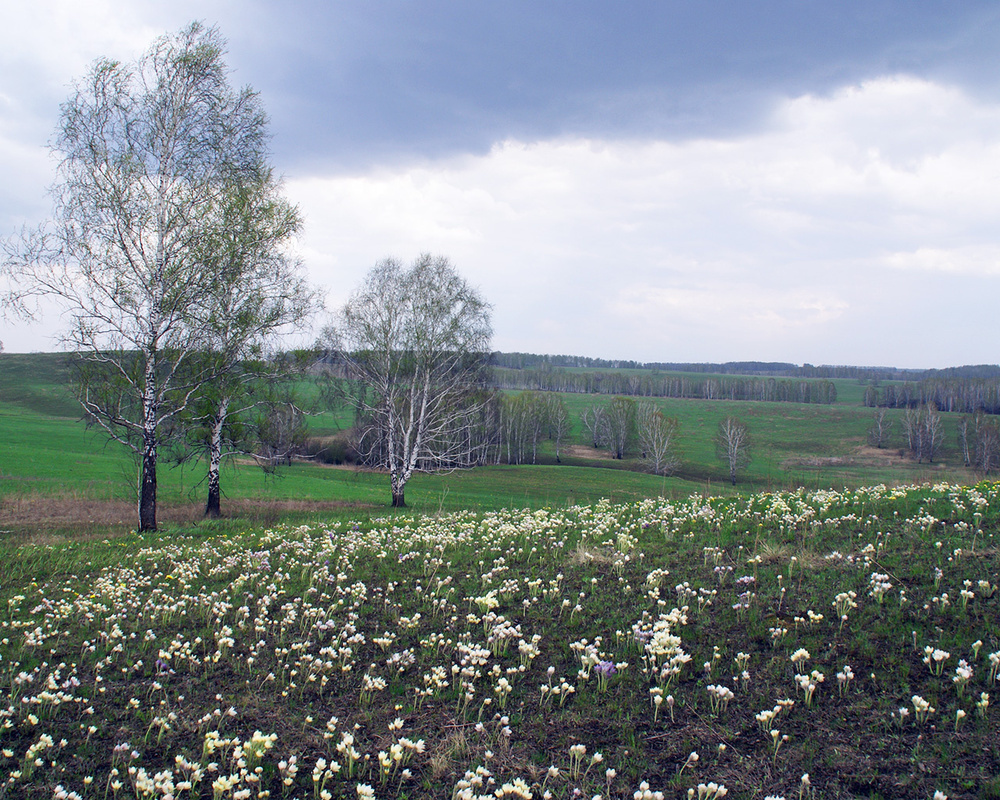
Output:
[
  {"xmin": 0, "ymin": 484, "xmax": 997, "ymax": 799},
  {"xmin": 0, "ymin": 353, "xmax": 982, "ymax": 517}
]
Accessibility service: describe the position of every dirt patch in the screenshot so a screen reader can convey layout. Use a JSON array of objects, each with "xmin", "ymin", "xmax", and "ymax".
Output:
[
  {"xmin": 782, "ymin": 445, "xmax": 922, "ymax": 470},
  {"xmin": 781, "ymin": 455, "xmax": 858, "ymax": 469},
  {"xmin": 855, "ymin": 444, "xmax": 911, "ymax": 464},
  {"xmin": 0, "ymin": 495, "xmax": 375, "ymax": 539},
  {"xmin": 564, "ymin": 444, "xmax": 614, "ymax": 461},
  {"xmin": 0, "ymin": 495, "xmax": 141, "ymax": 529}
]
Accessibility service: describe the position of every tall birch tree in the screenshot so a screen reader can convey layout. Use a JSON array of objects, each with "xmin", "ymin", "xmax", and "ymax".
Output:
[
  {"xmin": 636, "ymin": 401, "xmax": 680, "ymax": 475},
  {"xmin": 189, "ymin": 168, "xmax": 316, "ymax": 518},
  {"xmin": 604, "ymin": 396, "xmax": 637, "ymax": 459},
  {"xmin": 336, "ymin": 255, "xmax": 492, "ymax": 507},
  {"xmin": 4, "ymin": 23, "xmax": 270, "ymax": 531}
]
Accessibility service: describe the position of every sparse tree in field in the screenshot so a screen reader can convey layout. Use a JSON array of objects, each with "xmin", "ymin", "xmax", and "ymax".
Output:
[
  {"xmin": 716, "ymin": 415, "xmax": 752, "ymax": 485},
  {"xmin": 636, "ymin": 401, "xmax": 680, "ymax": 475},
  {"xmin": 957, "ymin": 415, "xmax": 972, "ymax": 467},
  {"xmin": 903, "ymin": 403, "xmax": 942, "ymax": 463},
  {"xmin": 867, "ymin": 406, "xmax": 893, "ymax": 449},
  {"xmin": 902, "ymin": 407, "xmax": 919, "ymax": 458},
  {"xmin": 581, "ymin": 404, "xmax": 607, "ymax": 449},
  {"xmin": 604, "ymin": 396, "xmax": 637, "ymax": 459},
  {"xmin": 4, "ymin": 23, "xmax": 272, "ymax": 531},
  {"xmin": 545, "ymin": 394, "xmax": 571, "ymax": 462},
  {"xmin": 923, "ymin": 403, "xmax": 943, "ymax": 463},
  {"xmin": 974, "ymin": 414, "xmax": 1000, "ymax": 474},
  {"xmin": 335, "ymin": 254, "xmax": 492, "ymax": 507}
]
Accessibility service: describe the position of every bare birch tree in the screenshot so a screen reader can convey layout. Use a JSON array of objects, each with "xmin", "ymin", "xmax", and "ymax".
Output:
[
  {"xmin": 3, "ymin": 23, "xmax": 271, "ymax": 531},
  {"xmin": 974, "ymin": 415, "xmax": 1000, "ymax": 474},
  {"xmin": 545, "ymin": 394, "xmax": 571, "ymax": 462},
  {"xmin": 715, "ymin": 415, "xmax": 752, "ymax": 485},
  {"xmin": 336, "ymin": 255, "xmax": 492, "ymax": 507},
  {"xmin": 581, "ymin": 405, "xmax": 607, "ymax": 449},
  {"xmin": 957, "ymin": 415, "xmax": 972, "ymax": 467},
  {"xmin": 867, "ymin": 406, "xmax": 893, "ymax": 449},
  {"xmin": 903, "ymin": 403, "xmax": 942, "ymax": 463},
  {"xmin": 923, "ymin": 403, "xmax": 943, "ymax": 463},
  {"xmin": 636, "ymin": 401, "xmax": 680, "ymax": 475},
  {"xmin": 902, "ymin": 407, "xmax": 920, "ymax": 459},
  {"xmin": 604, "ymin": 396, "xmax": 636, "ymax": 459}
]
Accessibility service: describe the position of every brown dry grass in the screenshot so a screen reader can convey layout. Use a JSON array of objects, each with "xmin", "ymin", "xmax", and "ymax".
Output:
[
  {"xmin": 563, "ymin": 444, "xmax": 615, "ymax": 461},
  {"xmin": 0, "ymin": 493, "xmax": 375, "ymax": 542},
  {"xmin": 568, "ymin": 543, "xmax": 617, "ymax": 567}
]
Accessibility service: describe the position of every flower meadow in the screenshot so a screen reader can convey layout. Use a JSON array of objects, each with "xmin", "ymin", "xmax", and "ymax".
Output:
[{"xmin": 1, "ymin": 482, "xmax": 999, "ymax": 799}]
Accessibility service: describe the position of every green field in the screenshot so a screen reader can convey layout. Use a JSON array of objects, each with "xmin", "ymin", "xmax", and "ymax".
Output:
[
  {"xmin": 2, "ymin": 354, "xmax": 1000, "ymax": 798},
  {"xmin": 0, "ymin": 354, "xmax": 983, "ymax": 533}
]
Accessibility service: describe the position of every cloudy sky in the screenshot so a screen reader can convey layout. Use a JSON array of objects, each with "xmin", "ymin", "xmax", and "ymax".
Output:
[{"xmin": 3, "ymin": 1, "xmax": 1000, "ymax": 368}]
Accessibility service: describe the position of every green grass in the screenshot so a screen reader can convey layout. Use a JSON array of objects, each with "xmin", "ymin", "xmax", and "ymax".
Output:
[
  {"xmin": 554, "ymin": 392, "xmax": 976, "ymax": 490},
  {"xmin": 0, "ymin": 352, "xmax": 80, "ymax": 418},
  {"xmin": 0, "ymin": 482, "xmax": 997, "ymax": 798},
  {"xmin": 2, "ymin": 353, "xmax": 1000, "ymax": 797},
  {"xmin": 0, "ymin": 353, "xmax": 985, "ymax": 525}
]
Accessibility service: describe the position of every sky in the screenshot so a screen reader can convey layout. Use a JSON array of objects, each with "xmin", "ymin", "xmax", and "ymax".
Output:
[{"xmin": 3, "ymin": 1, "xmax": 1000, "ymax": 368}]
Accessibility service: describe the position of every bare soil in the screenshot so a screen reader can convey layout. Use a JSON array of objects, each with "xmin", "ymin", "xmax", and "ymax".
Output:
[
  {"xmin": 0, "ymin": 494, "xmax": 374, "ymax": 540},
  {"xmin": 563, "ymin": 444, "xmax": 614, "ymax": 460},
  {"xmin": 781, "ymin": 444, "xmax": 940, "ymax": 470}
]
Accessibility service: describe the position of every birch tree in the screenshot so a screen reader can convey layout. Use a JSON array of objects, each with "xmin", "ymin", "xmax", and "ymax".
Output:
[
  {"xmin": 604, "ymin": 396, "xmax": 636, "ymax": 459},
  {"xmin": 545, "ymin": 394, "xmax": 571, "ymax": 462},
  {"xmin": 715, "ymin": 415, "xmax": 752, "ymax": 485},
  {"xmin": 581, "ymin": 405, "xmax": 607, "ymax": 449},
  {"xmin": 957, "ymin": 415, "xmax": 972, "ymax": 467},
  {"xmin": 903, "ymin": 403, "xmax": 942, "ymax": 463},
  {"xmin": 974, "ymin": 415, "xmax": 1000, "ymax": 474},
  {"xmin": 4, "ymin": 23, "xmax": 270, "ymax": 531},
  {"xmin": 867, "ymin": 406, "xmax": 893, "ymax": 449},
  {"xmin": 636, "ymin": 401, "xmax": 680, "ymax": 475},
  {"xmin": 188, "ymin": 168, "xmax": 316, "ymax": 517},
  {"xmin": 336, "ymin": 255, "xmax": 492, "ymax": 507}
]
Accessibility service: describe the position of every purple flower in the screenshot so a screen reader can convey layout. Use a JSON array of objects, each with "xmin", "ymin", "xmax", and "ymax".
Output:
[
  {"xmin": 594, "ymin": 660, "xmax": 617, "ymax": 677},
  {"xmin": 155, "ymin": 658, "xmax": 175, "ymax": 675}
]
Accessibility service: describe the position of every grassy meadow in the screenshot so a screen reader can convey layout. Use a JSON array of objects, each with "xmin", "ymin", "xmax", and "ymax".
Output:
[
  {"xmin": 0, "ymin": 483, "xmax": 997, "ymax": 798},
  {"xmin": 0, "ymin": 354, "xmax": 981, "ymax": 532},
  {"xmin": 2, "ymin": 353, "xmax": 999, "ymax": 798}
]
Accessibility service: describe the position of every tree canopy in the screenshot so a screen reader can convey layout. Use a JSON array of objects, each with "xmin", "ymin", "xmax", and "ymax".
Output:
[
  {"xmin": 335, "ymin": 254, "xmax": 492, "ymax": 507},
  {"xmin": 3, "ymin": 22, "xmax": 309, "ymax": 530}
]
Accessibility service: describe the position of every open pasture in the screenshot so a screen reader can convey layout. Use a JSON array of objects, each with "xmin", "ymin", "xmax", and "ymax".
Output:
[
  {"xmin": 0, "ymin": 354, "xmax": 984, "ymax": 533},
  {"xmin": 551, "ymin": 392, "xmax": 977, "ymax": 492},
  {"xmin": 0, "ymin": 482, "xmax": 998, "ymax": 798}
]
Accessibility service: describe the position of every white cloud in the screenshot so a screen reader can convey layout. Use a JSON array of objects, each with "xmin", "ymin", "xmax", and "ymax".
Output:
[
  {"xmin": 287, "ymin": 75, "xmax": 1000, "ymax": 365},
  {"xmin": 883, "ymin": 246, "xmax": 1000, "ymax": 275}
]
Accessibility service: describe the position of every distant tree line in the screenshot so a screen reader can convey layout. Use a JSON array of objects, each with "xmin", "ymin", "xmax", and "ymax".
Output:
[
  {"xmin": 492, "ymin": 353, "xmax": 921, "ymax": 381},
  {"xmin": 864, "ymin": 378, "xmax": 1000, "ymax": 415},
  {"xmin": 493, "ymin": 366, "xmax": 838, "ymax": 404}
]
